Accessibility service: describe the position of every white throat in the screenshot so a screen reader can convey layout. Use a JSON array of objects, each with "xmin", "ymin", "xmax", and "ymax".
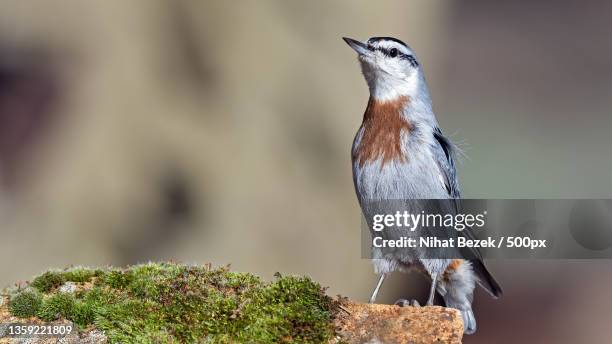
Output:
[
  {"xmin": 360, "ymin": 58, "xmax": 425, "ymax": 102},
  {"xmin": 367, "ymin": 71, "xmax": 420, "ymax": 102}
]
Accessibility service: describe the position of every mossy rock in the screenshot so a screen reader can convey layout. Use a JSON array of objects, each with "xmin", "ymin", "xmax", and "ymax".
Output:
[{"xmin": 4, "ymin": 263, "xmax": 340, "ymax": 343}]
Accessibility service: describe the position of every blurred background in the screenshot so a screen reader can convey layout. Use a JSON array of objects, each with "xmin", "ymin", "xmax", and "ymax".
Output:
[{"xmin": 1, "ymin": 0, "xmax": 612, "ymax": 342}]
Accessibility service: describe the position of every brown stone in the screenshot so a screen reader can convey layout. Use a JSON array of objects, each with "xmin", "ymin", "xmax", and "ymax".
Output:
[{"xmin": 332, "ymin": 301, "xmax": 464, "ymax": 344}]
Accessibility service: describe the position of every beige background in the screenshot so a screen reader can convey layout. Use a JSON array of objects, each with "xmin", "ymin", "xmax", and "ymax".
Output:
[{"xmin": 1, "ymin": 1, "xmax": 612, "ymax": 342}]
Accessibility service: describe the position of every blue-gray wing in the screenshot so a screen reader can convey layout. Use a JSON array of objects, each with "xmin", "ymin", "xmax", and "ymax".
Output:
[
  {"xmin": 432, "ymin": 127, "xmax": 461, "ymax": 199},
  {"xmin": 432, "ymin": 127, "xmax": 477, "ymax": 254},
  {"xmin": 431, "ymin": 128, "xmax": 503, "ymax": 297}
]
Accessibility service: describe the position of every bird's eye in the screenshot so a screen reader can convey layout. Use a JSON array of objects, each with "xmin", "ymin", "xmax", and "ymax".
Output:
[{"xmin": 389, "ymin": 48, "xmax": 398, "ymax": 58}]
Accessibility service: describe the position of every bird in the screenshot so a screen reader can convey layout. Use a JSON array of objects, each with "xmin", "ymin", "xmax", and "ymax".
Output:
[{"xmin": 342, "ymin": 36, "xmax": 502, "ymax": 335}]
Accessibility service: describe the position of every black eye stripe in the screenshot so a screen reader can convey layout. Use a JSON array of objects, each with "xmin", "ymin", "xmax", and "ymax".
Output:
[
  {"xmin": 405, "ymin": 55, "xmax": 419, "ymax": 67},
  {"xmin": 367, "ymin": 45, "xmax": 419, "ymax": 67}
]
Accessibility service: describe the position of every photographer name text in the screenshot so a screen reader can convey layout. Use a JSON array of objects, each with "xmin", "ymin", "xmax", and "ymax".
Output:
[{"xmin": 373, "ymin": 236, "xmax": 547, "ymax": 250}]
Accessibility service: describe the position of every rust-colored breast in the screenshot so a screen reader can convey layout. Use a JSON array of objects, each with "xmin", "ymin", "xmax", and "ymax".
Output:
[{"xmin": 354, "ymin": 96, "xmax": 411, "ymax": 167}]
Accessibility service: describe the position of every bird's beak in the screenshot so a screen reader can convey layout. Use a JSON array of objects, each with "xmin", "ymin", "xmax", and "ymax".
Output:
[{"xmin": 343, "ymin": 37, "xmax": 370, "ymax": 56}]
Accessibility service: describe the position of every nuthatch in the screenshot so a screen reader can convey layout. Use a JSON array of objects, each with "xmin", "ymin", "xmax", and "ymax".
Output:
[{"xmin": 343, "ymin": 36, "xmax": 502, "ymax": 334}]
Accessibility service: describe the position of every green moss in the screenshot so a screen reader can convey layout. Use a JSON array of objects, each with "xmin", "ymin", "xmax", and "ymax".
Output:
[
  {"xmin": 8, "ymin": 263, "xmax": 339, "ymax": 343},
  {"xmin": 103, "ymin": 270, "xmax": 133, "ymax": 289},
  {"xmin": 37, "ymin": 292, "xmax": 76, "ymax": 321},
  {"xmin": 31, "ymin": 271, "xmax": 66, "ymax": 293},
  {"xmin": 64, "ymin": 268, "xmax": 97, "ymax": 283},
  {"xmin": 70, "ymin": 300, "xmax": 96, "ymax": 327},
  {"xmin": 9, "ymin": 289, "xmax": 43, "ymax": 317}
]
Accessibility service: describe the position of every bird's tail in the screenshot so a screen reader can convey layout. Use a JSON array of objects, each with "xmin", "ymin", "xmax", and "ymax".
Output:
[{"xmin": 472, "ymin": 259, "xmax": 503, "ymax": 298}]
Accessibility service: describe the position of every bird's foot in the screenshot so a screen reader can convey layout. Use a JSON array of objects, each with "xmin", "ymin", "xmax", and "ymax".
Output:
[{"xmin": 394, "ymin": 299, "xmax": 420, "ymax": 307}]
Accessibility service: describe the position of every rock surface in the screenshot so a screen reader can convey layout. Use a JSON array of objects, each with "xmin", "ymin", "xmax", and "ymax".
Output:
[
  {"xmin": 332, "ymin": 301, "xmax": 464, "ymax": 344},
  {"xmin": 1, "ymin": 295, "xmax": 463, "ymax": 343}
]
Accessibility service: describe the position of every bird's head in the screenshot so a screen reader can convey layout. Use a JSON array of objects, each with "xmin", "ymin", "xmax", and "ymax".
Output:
[{"xmin": 343, "ymin": 36, "xmax": 423, "ymax": 101}]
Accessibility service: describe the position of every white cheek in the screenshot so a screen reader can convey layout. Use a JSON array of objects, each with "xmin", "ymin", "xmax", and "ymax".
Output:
[
  {"xmin": 377, "ymin": 58, "xmax": 402, "ymax": 74},
  {"xmin": 377, "ymin": 58, "xmax": 395, "ymax": 74}
]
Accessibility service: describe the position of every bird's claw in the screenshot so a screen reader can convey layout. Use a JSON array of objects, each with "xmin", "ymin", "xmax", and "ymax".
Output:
[{"xmin": 394, "ymin": 299, "xmax": 420, "ymax": 307}]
